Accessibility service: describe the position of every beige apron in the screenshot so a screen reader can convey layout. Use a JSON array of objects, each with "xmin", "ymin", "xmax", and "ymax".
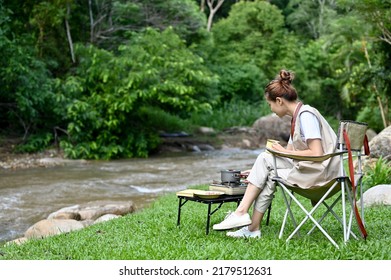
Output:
[{"xmin": 287, "ymin": 105, "xmax": 340, "ymax": 189}]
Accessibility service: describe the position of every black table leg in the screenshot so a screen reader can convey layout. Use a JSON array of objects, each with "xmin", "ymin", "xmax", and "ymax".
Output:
[
  {"xmin": 206, "ymin": 203, "xmax": 212, "ymax": 235},
  {"xmin": 177, "ymin": 197, "xmax": 182, "ymax": 226},
  {"xmin": 176, "ymin": 195, "xmax": 244, "ymax": 235},
  {"xmin": 177, "ymin": 198, "xmax": 189, "ymax": 227}
]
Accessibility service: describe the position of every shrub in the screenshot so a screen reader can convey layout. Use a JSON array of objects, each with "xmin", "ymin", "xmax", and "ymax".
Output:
[
  {"xmin": 363, "ymin": 156, "xmax": 391, "ymax": 191},
  {"xmin": 188, "ymin": 99, "xmax": 269, "ymax": 131}
]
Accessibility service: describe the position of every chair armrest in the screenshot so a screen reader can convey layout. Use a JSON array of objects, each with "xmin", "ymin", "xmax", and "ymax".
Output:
[{"xmin": 265, "ymin": 147, "xmax": 344, "ymax": 162}]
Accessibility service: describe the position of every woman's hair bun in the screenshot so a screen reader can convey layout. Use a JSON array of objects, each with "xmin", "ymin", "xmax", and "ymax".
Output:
[
  {"xmin": 279, "ymin": 69, "xmax": 294, "ymax": 83},
  {"xmin": 265, "ymin": 69, "xmax": 298, "ymax": 101}
]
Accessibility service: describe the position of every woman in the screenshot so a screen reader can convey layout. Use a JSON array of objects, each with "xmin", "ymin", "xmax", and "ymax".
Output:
[{"xmin": 212, "ymin": 69, "xmax": 340, "ymax": 238}]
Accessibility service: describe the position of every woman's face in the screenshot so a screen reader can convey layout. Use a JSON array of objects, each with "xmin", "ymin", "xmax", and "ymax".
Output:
[{"xmin": 266, "ymin": 97, "xmax": 286, "ymax": 118}]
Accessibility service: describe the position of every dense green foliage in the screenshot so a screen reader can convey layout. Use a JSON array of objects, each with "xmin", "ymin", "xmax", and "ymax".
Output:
[
  {"xmin": 205, "ymin": 1, "xmax": 298, "ymax": 102},
  {"xmin": 189, "ymin": 99, "xmax": 269, "ymax": 130},
  {"xmin": 1, "ymin": 0, "xmax": 390, "ymax": 159},
  {"xmin": 1, "ymin": 185, "xmax": 390, "ymax": 259},
  {"xmin": 58, "ymin": 28, "xmax": 218, "ymax": 159}
]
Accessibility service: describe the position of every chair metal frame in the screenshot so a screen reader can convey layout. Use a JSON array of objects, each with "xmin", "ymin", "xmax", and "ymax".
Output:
[{"xmin": 267, "ymin": 125, "xmax": 367, "ymax": 249}]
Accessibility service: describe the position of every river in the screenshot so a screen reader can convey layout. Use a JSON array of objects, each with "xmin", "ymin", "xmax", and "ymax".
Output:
[{"xmin": 0, "ymin": 148, "xmax": 261, "ymax": 243}]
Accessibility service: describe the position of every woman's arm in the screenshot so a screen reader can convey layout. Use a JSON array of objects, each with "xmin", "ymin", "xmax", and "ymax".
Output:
[
  {"xmin": 272, "ymin": 110, "xmax": 324, "ymax": 156},
  {"xmin": 272, "ymin": 138, "xmax": 324, "ymax": 156}
]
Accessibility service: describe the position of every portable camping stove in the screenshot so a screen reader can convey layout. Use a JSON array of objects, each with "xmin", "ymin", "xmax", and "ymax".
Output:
[{"xmin": 209, "ymin": 180, "xmax": 248, "ymax": 195}]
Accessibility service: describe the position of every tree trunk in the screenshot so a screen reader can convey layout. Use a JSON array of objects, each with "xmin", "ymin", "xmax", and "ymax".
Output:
[
  {"xmin": 200, "ymin": 0, "xmax": 205, "ymax": 12},
  {"xmin": 89, "ymin": 0, "xmax": 94, "ymax": 43},
  {"xmin": 65, "ymin": 3, "xmax": 75, "ymax": 63},
  {"xmin": 206, "ymin": 0, "xmax": 225, "ymax": 32}
]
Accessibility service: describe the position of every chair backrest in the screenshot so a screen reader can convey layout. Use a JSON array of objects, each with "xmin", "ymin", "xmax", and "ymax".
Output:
[{"xmin": 337, "ymin": 120, "xmax": 368, "ymax": 151}]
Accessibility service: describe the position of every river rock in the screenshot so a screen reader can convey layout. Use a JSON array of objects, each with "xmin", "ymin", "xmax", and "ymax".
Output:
[
  {"xmin": 37, "ymin": 157, "xmax": 88, "ymax": 167},
  {"xmin": 252, "ymin": 114, "xmax": 291, "ymax": 144},
  {"xmin": 218, "ymin": 115, "xmax": 292, "ymax": 149},
  {"xmin": 19, "ymin": 201, "xmax": 135, "ymax": 241},
  {"xmin": 47, "ymin": 200, "xmax": 135, "ymax": 220},
  {"xmin": 197, "ymin": 126, "xmax": 216, "ymax": 135},
  {"xmin": 24, "ymin": 219, "xmax": 85, "ymax": 239},
  {"xmin": 81, "ymin": 219, "xmax": 95, "ymax": 227},
  {"xmin": 366, "ymin": 128, "xmax": 377, "ymax": 142},
  {"xmin": 5, "ymin": 237, "xmax": 28, "ymax": 246},
  {"xmin": 197, "ymin": 143, "xmax": 215, "ymax": 151},
  {"xmin": 359, "ymin": 184, "xmax": 391, "ymax": 207},
  {"xmin": 369, "ymin": 125, "xmax": 391, "ymax": 160},
  {"xmin": 49, "ymin": 212, "xmax": 82, "ymax": 220},
  {"xmin": 219, "ymin": 126, "xmax": 260, "ymax": 149},
  {"xmin": 93, "ymin": 214, "xmax": 120, "ymax": 224}
]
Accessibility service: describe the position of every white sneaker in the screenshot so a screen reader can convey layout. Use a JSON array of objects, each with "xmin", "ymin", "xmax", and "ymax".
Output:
[
  {"xmin": 212, "ymin": 211, "xmax": 251, "ymax": 230},
  {"xmin": 226, "ymin": 226, "xmax": 261, "ymax": 238}
]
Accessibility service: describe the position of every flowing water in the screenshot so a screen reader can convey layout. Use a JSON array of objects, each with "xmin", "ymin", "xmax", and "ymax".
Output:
[{"xmin": 0, "ymin": 148, "xmax": 261, "ymax": 243}]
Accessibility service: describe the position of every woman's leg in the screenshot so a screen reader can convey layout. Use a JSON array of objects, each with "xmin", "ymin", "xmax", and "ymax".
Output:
[
  {"xmin": 231, "ymin": 184, "xmax": 271, "ymax": 234},
  {"xmin": 234, "ymin": 183, "xmax": 261, "ymax": 215},
  {"xmin": 234, "ymin": 151, "xmax": 274, "ymax": 214},
  {"xmin": 214, "ymin": 151, "xmax": 291, "ymax": 231},
  {"xmin": 225, "ymin": 208, "xmax": 264, "ymax": 237},
  {"xmin": 248, "ymin": 209, "xmax": 264, "ymax": 232},
  {"xmin": 245, "ymin": 167, "xmax": 291, "ymax": 233},
  {"xmin": 213, "ymin": 152, "xmax": 270, "ymax": 230},
  {"xmin": 226, "ymin": 155, "xmax": 292, "ymax": 235}
]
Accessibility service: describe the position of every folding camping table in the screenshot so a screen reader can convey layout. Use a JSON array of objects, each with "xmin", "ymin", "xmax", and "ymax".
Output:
[{"xmin": 176, "ymin": 194, "xmax": 244, "ymax": 235}]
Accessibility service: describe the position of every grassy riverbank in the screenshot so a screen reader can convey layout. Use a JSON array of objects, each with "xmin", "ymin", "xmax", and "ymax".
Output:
[{"xmin": 1, "ymin": 185, "xmax": 390, "ymax": 260}]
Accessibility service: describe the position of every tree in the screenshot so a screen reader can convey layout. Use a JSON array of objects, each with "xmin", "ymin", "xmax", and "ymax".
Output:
[
  {"xmin": 0, "ymin": 3, "xmax": 60, "ymax": 139},
  {"xmin": 343, "ymin": 0, "xmax": 391, "ymax": 47},
  {"xmin": 206, "ymin": 0, "xmax": 298, "ymax": 102},
  {"xmin": 337, "ymin": 0, "xmax": 391, "ymax": 129},
  {"xmin": 317, "ymin": 13, "xmax": 372, "ymax": 120},
  {"xmin": 286, "ymin": 0, "xmax": 338, "ymax": 39},
  {"xmin": 29, "ymin": 0, "xmax": 76, "ymax": 70},
  {"xmin": 87, "ymin": 0, "xmax": 207, "ymax": 47},
  {"xmin": 59, "ymin": 28, "xmax": 218, "ymax": 159},
  {"xmin": 292, "ymin": 38, "xmax": 344, "ymax": 121}
]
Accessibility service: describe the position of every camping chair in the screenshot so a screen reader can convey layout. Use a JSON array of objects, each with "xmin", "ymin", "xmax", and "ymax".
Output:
[{"xmin": 266, "ymin": 120, "xmax": 370, "ymax": 249}]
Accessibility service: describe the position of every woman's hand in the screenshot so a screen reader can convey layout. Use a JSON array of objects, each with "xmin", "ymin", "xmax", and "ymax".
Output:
[
  {"xmin": 271, "ymin": 143, "xmax": 286, "ymax": 152},
  {"xmin": 271, "ymin": 139, "xmax": 324, "ymax": 157},
  {"xmin": 240, "ymin": 170, "xmax": 250, "ymax": 182}
]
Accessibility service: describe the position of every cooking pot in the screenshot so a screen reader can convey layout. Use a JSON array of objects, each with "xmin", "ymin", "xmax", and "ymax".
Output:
[{"xmin": 220, "ymin": 169, "xmax": 241, "ymax": 184}]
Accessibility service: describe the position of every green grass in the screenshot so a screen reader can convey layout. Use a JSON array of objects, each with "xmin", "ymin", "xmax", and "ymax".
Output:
[{"xmin": 1, "ymin": 185, "xmax": 390, "ymax": 260}]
